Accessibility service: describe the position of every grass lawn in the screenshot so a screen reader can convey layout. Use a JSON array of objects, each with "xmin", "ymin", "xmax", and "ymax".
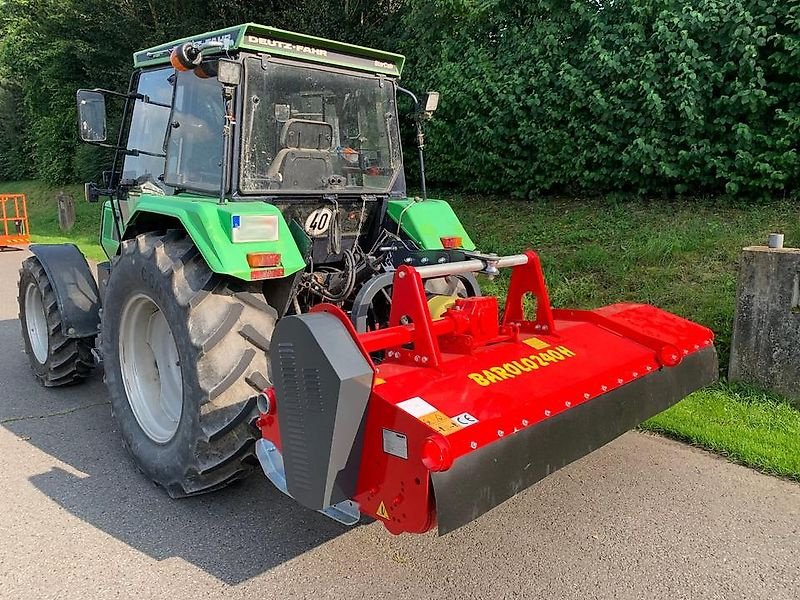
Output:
[
  {"xmin": 644, "ymin": 383, "xmax": 800, "ymax": 479},
  {"xmin": 2, "ymin": 180, "xmax": 798, "ymax": 479}
]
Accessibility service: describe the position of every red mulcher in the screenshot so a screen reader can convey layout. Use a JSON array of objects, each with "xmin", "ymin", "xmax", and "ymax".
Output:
[{"xmin": 256, "ymin": 251, "xmax": 717, "ymax": 534}]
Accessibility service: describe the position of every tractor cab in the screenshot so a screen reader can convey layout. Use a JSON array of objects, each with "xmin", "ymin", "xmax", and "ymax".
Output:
[
  {"xmin": 238, "ymin": 58, "xmax": 402, "ymax": 194},
  {"xmin": 76, "ymin": 24, "xmax": 436, "ymax": 268},
  {"xmin": 78, "ymin": 24, "xmax": 412, "ymax": 200}
]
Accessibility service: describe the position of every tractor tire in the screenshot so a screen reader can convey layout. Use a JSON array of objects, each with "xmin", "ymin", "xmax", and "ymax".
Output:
[
  {"xmin": 102, "ymin": 230, "xmax": 277, "ymax": 497},
  {"xmin": 18, "ymin": 256, "xmax": 95, "ymax": 386}
]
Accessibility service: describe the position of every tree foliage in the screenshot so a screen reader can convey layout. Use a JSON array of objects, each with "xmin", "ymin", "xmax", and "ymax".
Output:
[
  {"xmin": 0, "ymin": 80, "xmax": 32, "ymax": 179},
  {"xmin": 0, "ymin": 0, "xmax": 397, "ymax": 182},
  {"xmin": 0, "ymin": 0, "xmax": 797, "ymax": 199}
]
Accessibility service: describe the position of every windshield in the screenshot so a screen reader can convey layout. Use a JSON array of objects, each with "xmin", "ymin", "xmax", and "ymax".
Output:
[{"xmin": 240, "ymin": 58, "xmax": 402, "ymax": 194}]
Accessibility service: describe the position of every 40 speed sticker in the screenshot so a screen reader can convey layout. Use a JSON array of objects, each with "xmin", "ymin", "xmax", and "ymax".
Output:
[
  {"xmin": 304, "ymin": 207, "xmax": 333, "ymax": 236},
  {"xmin": 467, "ymin": 346, "xmax": 577, "ymax": 387}
]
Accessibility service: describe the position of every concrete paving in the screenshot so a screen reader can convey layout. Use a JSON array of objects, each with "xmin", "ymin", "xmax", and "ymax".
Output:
[{"xmin": 1, "ymin": 247, "xmax": 798, "ymax": 599}]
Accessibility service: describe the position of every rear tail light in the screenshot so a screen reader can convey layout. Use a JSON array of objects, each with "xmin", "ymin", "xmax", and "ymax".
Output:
[
  {"xmin": 440, "ymin": 236, "xmax": 463, "ymax": 249},
  {"xmin": 247, "ymin": 252, "xmax": 281, "ymax": 268},
  {"xmin": 421, "ymin": 436, "xmax": 453, "ymax": 472}
]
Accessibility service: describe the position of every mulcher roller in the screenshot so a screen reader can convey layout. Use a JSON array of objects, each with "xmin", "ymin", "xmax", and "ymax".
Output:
[{"xmin": 258, "ymin": 251, "xmax": 718, "ymax": 534}]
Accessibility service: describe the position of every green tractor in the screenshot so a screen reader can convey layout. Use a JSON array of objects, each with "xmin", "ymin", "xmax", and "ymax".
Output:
[
  {"xmin": 18, "ymin": 24, "xmax": 474, "ymax": 497},
  {"xmin": 18, "ymin": 24, "xmax": 717, "ymax": 532}
]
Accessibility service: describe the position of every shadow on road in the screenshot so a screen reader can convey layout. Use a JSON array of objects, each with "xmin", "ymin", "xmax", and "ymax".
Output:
[{"xmin": 1, "ymin": 319, "xmax": 355, "ymax": 584}]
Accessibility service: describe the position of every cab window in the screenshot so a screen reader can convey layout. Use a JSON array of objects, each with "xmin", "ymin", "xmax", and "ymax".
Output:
[
  {"xmin": 122, "ymin": 68, "xmax": 173, "ymax": 193},
  {"xmin": 164, "ymin": 69, "xmax": 224, "ymax": 193}
]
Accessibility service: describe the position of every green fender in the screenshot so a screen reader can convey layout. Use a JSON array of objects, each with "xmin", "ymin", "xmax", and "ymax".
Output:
[
  {"xmin": 387, "ymin": 199, "xmax": 476, "ymax": 251},
  {"xmin": 125, "ymin": 194, "xmax": 306, "ymax": 281}
]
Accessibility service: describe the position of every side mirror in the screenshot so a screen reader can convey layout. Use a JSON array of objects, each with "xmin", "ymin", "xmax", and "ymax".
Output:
[
  {"xmin": 421, "ymin": 91, "xmax": 440, "ymax": 117},
  {"xmin": 76, "ymin": 90, "xmax": 107, "ymax": 142}
]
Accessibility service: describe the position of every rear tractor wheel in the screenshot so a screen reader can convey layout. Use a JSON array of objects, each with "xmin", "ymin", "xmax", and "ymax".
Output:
[
  {"xmin": 18, "ymin": 257, "xmax": 95, "ymax": 386},
  {"xmin": 102, "ymin": 231, "xmax": 277, "ymax": 496}
]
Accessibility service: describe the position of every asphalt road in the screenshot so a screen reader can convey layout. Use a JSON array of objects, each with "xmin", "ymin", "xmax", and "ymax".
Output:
[{"xmin": 1, "ymin": 247, "xmax": 798, "ymax": 600}]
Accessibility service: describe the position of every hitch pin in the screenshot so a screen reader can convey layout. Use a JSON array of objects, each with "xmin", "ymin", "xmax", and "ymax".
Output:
[{"xmin": 483, "ymin": 258, "xmax": 500, "ymax": 280}]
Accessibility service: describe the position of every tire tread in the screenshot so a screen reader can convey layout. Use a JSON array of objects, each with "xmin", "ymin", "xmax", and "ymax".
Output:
[
  {"xmin": 18, "ymin": 257, "xmax": 95, "ymax": 387},
  {"xmin": 104, "ymin": 230, "xmax": 276, "ymax": 497}
]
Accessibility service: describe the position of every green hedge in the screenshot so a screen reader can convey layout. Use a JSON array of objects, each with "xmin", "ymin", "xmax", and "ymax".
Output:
[
  {"xmin": 2, "ymin": 0, "xmax": 798, "ymax": 199},
  {"xmin": 392, "ymin": 0, "xmax": 799, "ymax": 199}
]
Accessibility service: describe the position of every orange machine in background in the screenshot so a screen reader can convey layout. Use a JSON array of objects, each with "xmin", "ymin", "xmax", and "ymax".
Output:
[{"xmin": 0, "ymin": 194, "xmax": 30, "ymax": 248}]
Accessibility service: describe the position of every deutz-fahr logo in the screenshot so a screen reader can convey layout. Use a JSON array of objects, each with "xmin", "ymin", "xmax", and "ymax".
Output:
[
  {"xmin": 199, "ymin": 33, "xmax": 234, "ymax": 48},
  {"xmin": 247, "ymin": 35, "xmax": 328, "ymax": 57}
]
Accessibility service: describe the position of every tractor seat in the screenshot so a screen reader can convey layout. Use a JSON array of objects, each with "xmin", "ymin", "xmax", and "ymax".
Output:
[{"xmin": 267, "ymin": 119, "xmax": 334, "ymax": 189}]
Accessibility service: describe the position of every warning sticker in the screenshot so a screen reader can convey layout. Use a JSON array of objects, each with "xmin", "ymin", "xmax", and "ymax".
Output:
[
  {"xmin": 376, "ymin": 501, "xmax": 390, "ymax": 519},
  {"xmin": 419, "ymin": 411, "xmax": 462, "ymax": 435},
  {"xmin": 396, "ymin": 396, "xmax": 468, "ymax": 436},
  {"xmin": 397, "ymin": 396, "xmax": 438, "ymax": 418},
  {"xmin": 382, "ymin": 429, "xmax": 408, "ymax": 459},
  {"xmin": 523, "ymin": 336, "xmax": 551, "ymax": 350}
]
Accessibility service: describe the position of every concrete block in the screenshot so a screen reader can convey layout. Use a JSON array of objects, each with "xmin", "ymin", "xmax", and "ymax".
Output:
[{"xmin": 729, "ymin": 246, "xmax": 800, "ymax": 402}]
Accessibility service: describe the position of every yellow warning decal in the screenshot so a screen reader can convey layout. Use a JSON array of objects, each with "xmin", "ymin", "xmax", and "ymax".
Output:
[
  {"xmin": 523, "ymin": 336, "xmax": 551, "ymax": 350},
  {"xmin": 419, "ymin": 411, "xmax": 462, "ymax": 435},
  {"xmin": 396, "ymin": 397, "xmax": 475, "ymax": 436},
  {"xmin": 467, "ymin": 346, "xmax": 578, "ymax": 387},
  {"xmin": 376, "ymin": 501, "xmax": 390, "ymax": 519}
]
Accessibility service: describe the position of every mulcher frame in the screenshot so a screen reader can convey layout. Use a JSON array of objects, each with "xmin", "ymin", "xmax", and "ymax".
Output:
[{"xmin": 259, "ymin": 251, "xmax": 718, "ymax": 534}]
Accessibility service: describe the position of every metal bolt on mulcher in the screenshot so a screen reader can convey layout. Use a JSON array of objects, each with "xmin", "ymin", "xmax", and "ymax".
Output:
[{"xmin": 257, "ymin": 251, "xmax": 718, "ymax": 534}]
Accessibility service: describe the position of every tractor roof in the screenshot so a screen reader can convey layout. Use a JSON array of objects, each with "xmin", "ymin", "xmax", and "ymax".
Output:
[{"xmin": 133, "ymin": 23, "xmax": 405, "ymax": 77}]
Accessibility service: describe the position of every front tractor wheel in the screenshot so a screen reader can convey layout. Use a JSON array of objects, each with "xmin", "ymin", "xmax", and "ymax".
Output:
[
  {"xmin": 103, "ymin": 231, "xmax": 277, "ymax": 497},
  {"xmin": 18, "ymin": 257, "xmax": 95, "ymax": 386}
]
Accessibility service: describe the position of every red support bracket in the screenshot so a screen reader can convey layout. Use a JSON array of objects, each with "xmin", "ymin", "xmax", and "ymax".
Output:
[
  {"xmin": 386, "ymin": 265, "xmax": 442, "ymax": 367},
  {"xmin": 502, "ymin": 250, "xmax": 556, "ymax": 335}
]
